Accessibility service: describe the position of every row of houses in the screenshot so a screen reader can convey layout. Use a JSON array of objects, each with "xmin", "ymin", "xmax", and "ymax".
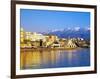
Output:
[
  {"xmin": 20, "ymin": 28, "xmax": 60, "ymax": 48},
  {"xmin": 20, "ymin": 28, "xmax": 87, "ymax": 48}
]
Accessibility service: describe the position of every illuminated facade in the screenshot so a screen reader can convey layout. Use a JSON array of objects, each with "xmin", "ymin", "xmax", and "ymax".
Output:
[
  {"xmin": 20, "ymin": 27, "xmax": 25, "ymax": 43},
  {"xmin": 65, "ymin": 40, "xmax": 77, "ymax": 48}
]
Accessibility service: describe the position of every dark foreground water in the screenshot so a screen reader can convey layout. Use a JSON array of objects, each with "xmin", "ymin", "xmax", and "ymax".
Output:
[{"xmin": 20, "ymin": 48, "xmax": 90, "ymax": 70}]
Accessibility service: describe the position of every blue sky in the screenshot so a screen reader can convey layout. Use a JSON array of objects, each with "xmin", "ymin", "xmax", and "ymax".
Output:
[{"xmin": 20, "ymin": 9, "xmax": 90, "ymax": 33}]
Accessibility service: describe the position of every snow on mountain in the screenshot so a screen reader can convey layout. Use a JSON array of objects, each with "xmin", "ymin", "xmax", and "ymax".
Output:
[{"xmin": 47, "ymin": 27, "xmax": 90, "ymax": 40}]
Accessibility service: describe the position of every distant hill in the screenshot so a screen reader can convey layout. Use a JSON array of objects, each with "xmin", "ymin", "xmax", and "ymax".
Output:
[{"xmin": 46, "ymin": 28, "xmax": 90, "ymax": 40}]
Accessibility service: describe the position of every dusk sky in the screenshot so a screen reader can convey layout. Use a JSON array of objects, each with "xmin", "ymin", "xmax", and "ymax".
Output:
[{"xmin": 20, "ymin": 9, "xmax": 90, "ymax": 33}]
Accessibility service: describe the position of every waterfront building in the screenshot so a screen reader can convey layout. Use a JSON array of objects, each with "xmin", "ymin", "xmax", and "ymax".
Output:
[
  {"xmin": 31, "ymin": 41, "xmax": 40, "ymax": 47},
  {"xmin": 44, "ymin": 34, "xmax": 59, "ymax": 47},
  {"xmin": 59, "ymin": 38, "xmax": 67, "ymax": 47},
  {"xmin": 52, "ymin": 41, "xmax": 60, "ymax": 47},
  {"xmin": 20, "ymin": 28, "xmax": 26, "ymax": 48},
  {"xmin": 45, "ymin": 34, "xmax": 58, "ymax": 42},
  {"xmin": 77, "ymin": 37, "xmax": 84, "ymax": 41},
  {"xmin": 20, "ymin": 27, "xmax": 25, "ymax": 43},
  {"xmin": 65, "ymin": 39, "xmax": 77, "ymax": 48},
  {"xmin": 30, "ymin": 32, "xmax": 46, "ymax": 42},
  {"xmin": 25, "ymin": 32, "xmax": 32, "ymax": 41}
]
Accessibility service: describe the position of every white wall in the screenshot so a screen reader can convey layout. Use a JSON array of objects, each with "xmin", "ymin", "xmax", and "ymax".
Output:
[{"xmin": 0, "ymin": 0, "xmax": 99, "ymax": 79}]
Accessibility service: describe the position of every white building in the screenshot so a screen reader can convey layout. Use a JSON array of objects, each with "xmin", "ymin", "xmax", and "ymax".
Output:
[
  {"xmin": 30, "ymin": 32, "xmax": 46, "ymax": 42},
  {"xmin": 66, "ymin": 40, "xmax": 77, "ymax": 48}
]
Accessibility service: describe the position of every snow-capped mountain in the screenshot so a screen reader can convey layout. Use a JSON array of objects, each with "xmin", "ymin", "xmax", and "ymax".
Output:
[{"xmin": 47, "ymin": 27, "xmax": 90, "ymax": 40}]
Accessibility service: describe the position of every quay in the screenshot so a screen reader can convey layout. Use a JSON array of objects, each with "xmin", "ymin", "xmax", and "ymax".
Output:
[{"xmin": 20, "ymin": 47, "xmax": 84, "ymax": 52}]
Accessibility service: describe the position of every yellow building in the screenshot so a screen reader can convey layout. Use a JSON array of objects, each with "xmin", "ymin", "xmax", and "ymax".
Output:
[
  {"xmin": 49, "ymin": 35, "xmax": 58, "ymax": 42},
  {"xmin": 25, "ymin": 32, "xmax": 32, "ymax": 41},
  {"xmin": 20, "ymin": 27, "xmax": 25, "ymax": 43},
  {"xmin": 20, "ymin": 28, "xmax": 60, "ymax": 48},
  {"xmin": 45, "ymin": 34, "xmax": 59, "ymax": 46},
  {"xmin": 20, "ymin": 28, "xmax": 27, "ymax": 48}
]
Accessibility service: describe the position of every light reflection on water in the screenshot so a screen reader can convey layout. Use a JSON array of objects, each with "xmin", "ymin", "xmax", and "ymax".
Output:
[{"xmin": 20, "ymin": 48, "xmax": 90, "ymax": 70}]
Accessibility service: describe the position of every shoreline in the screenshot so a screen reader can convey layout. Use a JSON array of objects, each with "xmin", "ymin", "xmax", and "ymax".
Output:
[{"xmin": 20, "ymin": 47, "xmax": 89, "ymax": 52}]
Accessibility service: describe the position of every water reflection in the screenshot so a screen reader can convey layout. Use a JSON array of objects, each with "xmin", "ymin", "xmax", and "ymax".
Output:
[{"xmin": 20, "ymin": 48, "xmax": 90, "ymax": 69}]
